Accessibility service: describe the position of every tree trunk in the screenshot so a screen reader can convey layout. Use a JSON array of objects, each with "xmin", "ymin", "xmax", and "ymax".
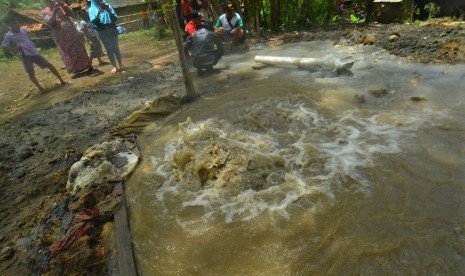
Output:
[
  {"xmin": 271, "ymin": 0, "xmax": 280, "ymax": 31},
  {"xmin": 254, "ymin": 0, "xmax": 260, "ymax": 35},
  {"xmin": 242, "ymin": 0, "xmax": 250, "ymax": 30},
  {"xmin": 300, "ymin": 0, "xmax": 312, "ymax": 25},
  {"xmin": 209, "ymin": 0, "xmax": 224, "ymax": 16},
  {"xmin": 261, "ymin": 0, "xmax": 267, "ymax": 28},
  {"xmin": 163, "ymin": 3, "xmax": 196, "ymax": 100},
  {"xmin": 366, "ymin": 0, "xmax": 374, "ymax": 23},
  {"xmin": 203, "ymin": 0, "xmax": 218, "ymax": 21}
]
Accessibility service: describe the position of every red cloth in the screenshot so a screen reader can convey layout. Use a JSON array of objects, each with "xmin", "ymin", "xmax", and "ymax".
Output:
[
  {"xmin": 49, "ymin": 207, "xmax": 99, "ymax": 257},
  {"xmin": 181, "ymin": 0, "xmax": 192, "ymax": 17},
  {"xmin": 185, "ymin": 20, "xmax": 198, "ymax": 36}
]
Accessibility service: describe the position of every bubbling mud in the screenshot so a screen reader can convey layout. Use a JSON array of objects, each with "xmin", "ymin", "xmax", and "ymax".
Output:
[{"xmin": 126, "ymin": 41, "xmax": 465, "ymax": 275}]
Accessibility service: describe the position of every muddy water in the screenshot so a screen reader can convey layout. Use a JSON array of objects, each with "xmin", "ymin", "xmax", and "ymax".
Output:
[{"xmin": 126, "ymin": 42, "xmax": 465, "ymax": 275}]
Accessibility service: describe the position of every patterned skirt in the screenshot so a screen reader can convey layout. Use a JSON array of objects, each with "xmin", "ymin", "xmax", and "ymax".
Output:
[{"xmin": 51, "ymin": 20, "xmax": 91, "ymax": 74}]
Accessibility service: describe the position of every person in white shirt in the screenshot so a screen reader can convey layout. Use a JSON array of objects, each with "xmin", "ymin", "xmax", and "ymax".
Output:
[{"xmin": 214, "ymin": 3, "xmax": 245, "ymax": 45}]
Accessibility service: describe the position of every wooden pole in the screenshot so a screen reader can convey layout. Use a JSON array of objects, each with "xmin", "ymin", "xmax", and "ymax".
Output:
[
  {"xmin": 163, "ymin": 3, "xmax": 197, "ymax": 101},
  {"xmin": 114, "ymin": 182, "xmax": 137, "ymax": 276}
]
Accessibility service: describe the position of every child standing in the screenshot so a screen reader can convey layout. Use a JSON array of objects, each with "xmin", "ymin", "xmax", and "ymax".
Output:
[
  {"xmin": 77, "ymin": 9, "xmax": 105, "ymax": 67},
  {"xmin": 1, "ymin": 18, "xmax": 68, "ymax": 94}
]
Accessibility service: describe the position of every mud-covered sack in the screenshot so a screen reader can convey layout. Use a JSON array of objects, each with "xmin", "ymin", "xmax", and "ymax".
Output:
[{"xmin": 67, "ymin": 138, "xmax": 139, "ymax": 193}]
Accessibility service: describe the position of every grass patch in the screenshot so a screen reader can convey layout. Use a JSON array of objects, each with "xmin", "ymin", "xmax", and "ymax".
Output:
[
  {"xmin": 37, "ymin": 47, "xmax": 62, "ymax": 61},
  {"xmin": 119, "ymin": 26, "xmax": 173, "ymax": 43},
  {"xmin": 0, "ymin": 47, "xmax": 61, "ymax": 64}
]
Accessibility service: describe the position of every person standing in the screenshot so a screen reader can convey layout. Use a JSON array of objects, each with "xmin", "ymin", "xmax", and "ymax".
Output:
[
  {"xmin": 140, "ymin": 8, "xmax": 150, "ymax": 29},
  {"xmin": 77, "ymin": 9, "xmax": 105, "ymax": 67},
  {"xmin": 89, "ymin": 0, "xmax": 124, "ymax": 74},
  {"xmin": 2, "ymin": 18, "xmax": 68, "ymax": 94},
  {"xmin": 41, "ymin": 0, "xmax": 93, "ymax": 77}
]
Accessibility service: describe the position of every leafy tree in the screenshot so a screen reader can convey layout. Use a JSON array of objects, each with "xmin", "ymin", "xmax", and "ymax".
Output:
[{"xmin": 424, "ymin": 2, "xmax": 440, "ymax": 20}]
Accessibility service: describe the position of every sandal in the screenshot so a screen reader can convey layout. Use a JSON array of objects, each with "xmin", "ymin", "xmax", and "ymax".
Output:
[{"xmin": 111, "ymin": 67, "xmax": 117, "ymax": 74}]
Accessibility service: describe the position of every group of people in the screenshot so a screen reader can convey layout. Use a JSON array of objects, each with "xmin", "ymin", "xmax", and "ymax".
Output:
[
  {"xmin": 2, "ymin": 1, "xmax": 247, "ymax": 93},
  {"xmin": 1, "ymin": 0, "xmax": 124, "ymax": 94},
  {"xmin": 183, "ymin": 3, "xmax": 245, "ymax": 76}
]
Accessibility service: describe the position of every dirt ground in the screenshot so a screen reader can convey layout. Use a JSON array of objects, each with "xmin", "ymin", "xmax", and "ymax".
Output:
[{"xmin": 2, "ymin": 19, "xmax": 465, "ymax": 274}]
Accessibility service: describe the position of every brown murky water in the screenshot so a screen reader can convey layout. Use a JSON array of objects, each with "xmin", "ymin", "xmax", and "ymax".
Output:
[{"xmin": 126, "ymin": 42, "xmax": 465, "ymax": 275}]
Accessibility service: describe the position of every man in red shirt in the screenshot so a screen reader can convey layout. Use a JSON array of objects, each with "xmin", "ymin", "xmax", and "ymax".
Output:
[{"xmin": 185, "ymin": 12, "xmax": 202, "ymax": 36}]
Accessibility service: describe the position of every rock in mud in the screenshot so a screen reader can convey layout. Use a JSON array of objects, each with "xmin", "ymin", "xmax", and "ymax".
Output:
[
  {"xmin": 354, "ymin": 94, "xmax": 366, "ymax": 104},
  {"xmin": 388, "ymin": 34, "xmax": 399, "ymax": 42},
  {"xmin": 410, "ymin": 96, "xmax": 427, "ymax": 102},
  {"xmin": 369, "ymin": 88, "xmax": 388, "ymax": 97},
  {"xmin": 362, "ymin": 34, "xmax": 377, "ymax": 45},
  {"xmin": 19, "ymin": 149, "xmax": 34, "ymax": 160},
  {"xmin": 0, "ymin": 246, "xmax": 14, "ymax": 261}
]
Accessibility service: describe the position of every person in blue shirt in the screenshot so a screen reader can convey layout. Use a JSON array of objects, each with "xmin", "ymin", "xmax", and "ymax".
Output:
[{"xmin": 89, "ymin": 0, "xmax": 124, "ymax": 74}]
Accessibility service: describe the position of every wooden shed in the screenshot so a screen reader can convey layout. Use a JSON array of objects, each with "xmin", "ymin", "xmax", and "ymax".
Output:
[{"xmin": 107, "ymin": 0, "xmax": 161, "ymax": 31}]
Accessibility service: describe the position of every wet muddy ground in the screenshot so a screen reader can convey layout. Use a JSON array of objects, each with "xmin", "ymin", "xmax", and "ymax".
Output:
[{"xmin": 1, "ymin": 19, "xmax": 465, "ymax": 274}]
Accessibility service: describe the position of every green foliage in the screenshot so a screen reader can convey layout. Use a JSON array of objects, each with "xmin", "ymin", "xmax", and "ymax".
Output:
[
  {"xmin": 330, "ymin": 14, "xmax": 342, "ymax": 23},
  {"xmin": 349, "ymin": 13, "xmax": 365, "ymax": 24},
  {"xmin": 310, "ymin": 0, "xmax": 334, "ymax": 25},
  {"xmin": 351, "ymin": 0, "xmax": 367, "ymax": 9},
  {"xmin": 279, "ymin": 0, "xmax": 337, "ymax": 29},
  {"xmin": 119, "ymin": 26, "xmax": 172, "ymax": 43},
  {"xmin": 424, "ymin": 2, "xmax": 440, "ymax": 20},
  {"xmin": 0, "ymin": 0, "xmax": 44, "ymax": 17}
]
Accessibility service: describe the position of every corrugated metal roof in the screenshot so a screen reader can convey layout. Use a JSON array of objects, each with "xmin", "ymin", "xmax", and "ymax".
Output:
[
  {"xmin": 9, "ymin": 9, "xmax": 43, "ymax": 23},
  {"xmin": 70, "ymin": 1, "xmax": 87, "ymax": 9},
  {"xmin": 21, "ymin": 23, "xmax": 44, "ymax": 32}
]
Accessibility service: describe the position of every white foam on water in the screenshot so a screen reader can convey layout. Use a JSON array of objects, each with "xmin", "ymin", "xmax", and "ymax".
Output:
[{"xmin": 148, "ymin": 100, "xmax": 442, "ymax": 227}]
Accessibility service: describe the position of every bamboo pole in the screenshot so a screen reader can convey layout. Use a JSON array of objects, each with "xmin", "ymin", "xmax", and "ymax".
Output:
[{"xmin": 162, "ymin": 3, "xmax": 197, "ymax": 101}]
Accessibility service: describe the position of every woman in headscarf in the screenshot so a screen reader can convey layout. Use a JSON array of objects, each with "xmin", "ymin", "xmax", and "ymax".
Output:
[
  {"xmin": 88, "ymin": 0, "xmax": 124, "ymax": 74},
  {"xmin": 41, "ymin": 0, "xmax": 93, "ymax": 76}
]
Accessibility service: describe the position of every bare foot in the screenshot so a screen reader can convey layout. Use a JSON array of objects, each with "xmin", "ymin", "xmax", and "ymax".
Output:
[
  {"xmin": 111, "ymin": 67, "xmax": 118, "ymax": 74},
  {"xmin": 60, "ymin": 80, "xmax": 71, "ymax": 86}
]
